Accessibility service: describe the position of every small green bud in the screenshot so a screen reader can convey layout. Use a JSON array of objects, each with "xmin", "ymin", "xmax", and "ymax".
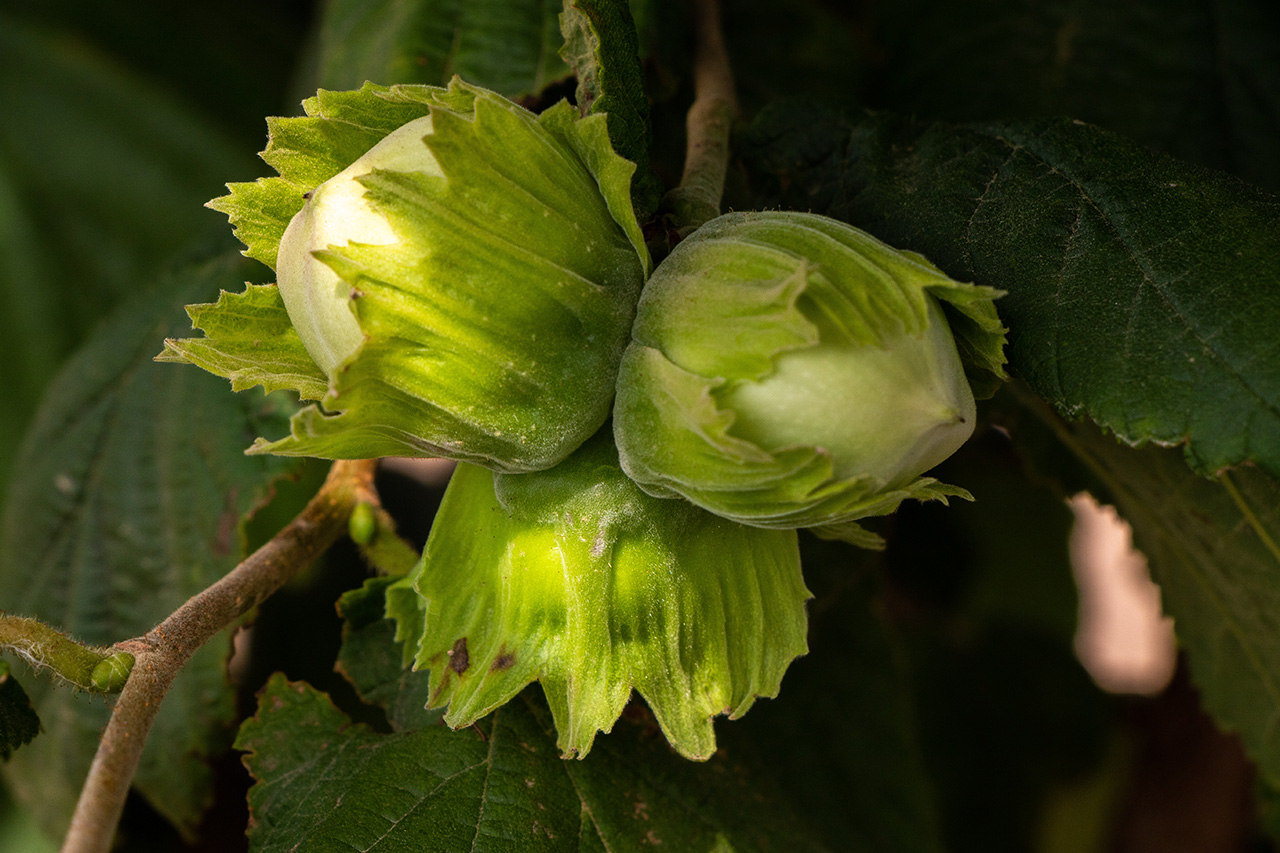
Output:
[
  {"xmin": 347, "ymin": 501, "xmax": 377, "ymax": 547},
  {"xmin": 90, "ymin": 652, "xmax": 134, "ymax": 693},
  {"xmin": 386, "ymin": 429, "xmax": 809, "ymax": 760},
  {"xmin": 614, "ymin": 211, "xmax": 1007, "ymax": 543}
]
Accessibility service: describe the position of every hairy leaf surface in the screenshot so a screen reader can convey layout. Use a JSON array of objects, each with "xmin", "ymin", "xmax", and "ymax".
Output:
[
  {"xmin": 0, "ymin": 254, "xmax": 301, "ymax": 836},
  {"xmin": 240, "ymin": 623, "xmax": 827, "ymax": 852},
  {"xmin": 336, "ymin": 578, "xmax": 441, "ymax": 733},
  {"xmin": 875, "ymin": 0, "xmax": 1280, "ymax": 191},
  {"xmin": 561, "ymin": 0, "xmax": 659, "ymax": 219},
  {"xmin": 315, "ymin": 0, "xmax": 572, "ymax": 98},
  {"xmin": 0, "ymin": 12, "xmax": 251, "ymax": 489},
  {"xmin": 742, "ymin": 105, "xmax": 1280, "ymax": 480}
]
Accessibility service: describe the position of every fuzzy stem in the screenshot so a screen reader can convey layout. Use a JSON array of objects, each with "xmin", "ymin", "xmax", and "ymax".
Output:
[
  {"xmin": 663, "ymin": 0, "xmax": 737, "ymax": 234},
  {"xmin": 0, "ymin": 615, "xmax": 122, "ymax": 692},
  {"xmin": 60, "ymin": 459, "xmax": 378, "ymax": 853}
]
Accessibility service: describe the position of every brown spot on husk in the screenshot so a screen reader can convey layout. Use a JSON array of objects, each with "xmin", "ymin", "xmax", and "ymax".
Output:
[{"xmin": 447, "ymin": 638, "xmax": 469, "ymax": 674}]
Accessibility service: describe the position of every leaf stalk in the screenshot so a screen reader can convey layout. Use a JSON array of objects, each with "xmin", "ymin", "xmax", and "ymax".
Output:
[{"xmin": 0, "ymin": 615, "xmax": 128, "ymax": 693}]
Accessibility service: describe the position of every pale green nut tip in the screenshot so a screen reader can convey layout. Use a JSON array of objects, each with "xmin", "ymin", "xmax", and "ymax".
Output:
[
  {"xmin": 614, "ymin": 210, "xmax": 1007, "ymax": 536},
  {"xmin": 277, "ymin": 115, "xmax": 439, "ymax": 374},
  {"xmin": 722, "ymin": 296, "xmax": 976, "ymax": 490}
]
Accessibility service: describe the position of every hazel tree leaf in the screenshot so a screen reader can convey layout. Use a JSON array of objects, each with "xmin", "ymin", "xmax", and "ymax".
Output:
[
  {"xmin": 0, "ymin": 11, "xmax": 253, "ymax": 488},
  {"xmin": 0, "ymin": 662, "xmax": 40, "ymax": 761},
  {"xmin": 237, "ymin": 675, "xmax": 829, "ymax": 852},
  {"xmin": 560, "ymin": 0, "xmax": 660, "ymax": 220},
  {"xmin": 335, "ymin": 578, "xmax": 440, "ymax": 733},
  {"xmin": 0, "ymin": 253, "xmax": 302, "ymax": 838},
  {"xmin": 874, "ymin": 0, "xmax": 1280, "ymax": 192},
  {"xmin": 315, "ymin": 0, "xmax": 573, "ymax": 98},
  {"xmin": 1007, "ymin": 397, "xmax": 1280, "ymax": 789},
  {"xmin": 741, "ymin": 105, "xmax": 1280, "ymax": 480}
]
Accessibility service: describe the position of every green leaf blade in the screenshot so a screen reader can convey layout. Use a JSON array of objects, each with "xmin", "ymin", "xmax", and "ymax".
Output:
[
  {"xmin": 560, "ymin": 0, "xmax": 659, "ymax": 219},
  {"xmin": 0, "ymin": 253, "xmax": 303, "ymax": 837},
  {"xmin": 243, "ymin": 578, "xmax": 830, "ymax": 852},
  {"xmin": 238, "ymin": 675, "xmax": 514, "ymax": 852},
  {"xmin": 874, "ymin": 0, "xmax": 1280, "ymax": 192},
  {"xmin": 315, "ymin": 0, "xmax": 572, "ymax": 99},
  {"xmin": 0, "ymin": 12, "xmax": 254, "ymax": 489},
  {"xmin": 743, "ymin": 107, "xmax": 1280, "ymax": 479}
]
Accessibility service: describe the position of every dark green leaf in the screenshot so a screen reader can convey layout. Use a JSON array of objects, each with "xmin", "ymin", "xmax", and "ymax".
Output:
[
  {"xmin": 0, "ymin": 12, "xmax": 254, "ymax": 488},
  {"xmin": 742, "ymin": 105, "xmax": 1280, "ymax": 480},
  {"xmin": 315, "ymin": 0, "xmax": 572, "ymax": 98},
  {"xmin": 873, "ymin": 0, "xmax": 1280, "ymax": 192},
  {"xmin": 335, "ymin": 578, "xmax": 440, "ymax": 733},
  {"xmin": 724, "ymin": 542, "xmax": 944, "ymax": 853},
  {"xmin": 0, "ymin": 663, "xmax": 40, "ymax": 761},
  {"xmin": 240, "ymin": 674, "xmax": 827, "ymax": 853},
  {"xmin": 4, "ymin": 0, "xmax": 309, "ymax": 152},
  {"xmin": 561, "ymin": 0, "xmax": 660, "ymax": 219},
  {"xmin": 1015, "ymin": 396, "xmax": 1280, "ymax": 788},
  {"xmin": 0, "ymin": 253, "xmax": 301, "ymax": 837},
  {"xmin": 245, "ymin": 579, "xmax": 828, "ymax": 852}
]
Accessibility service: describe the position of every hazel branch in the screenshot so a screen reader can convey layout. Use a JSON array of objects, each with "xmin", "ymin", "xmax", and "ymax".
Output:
[
  {"xmin": 663, "ymin": 0, "xmax": 738, "ymax": 234},
  {"xmin": 60, "ymin": 459, "xmax": 379, "ymax": 853}
]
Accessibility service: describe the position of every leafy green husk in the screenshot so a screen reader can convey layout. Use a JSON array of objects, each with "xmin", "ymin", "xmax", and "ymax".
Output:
[
  {"xmin": 386, "ymin": 430, "xmax": 810, "ymax": 760},
  {"xmin": 166, "ymin": 79, "xmax": 651, "ymax": 472},
  {"xmin": 614, "ymin": 211, "xmax": 1006, "ymax": 544}
]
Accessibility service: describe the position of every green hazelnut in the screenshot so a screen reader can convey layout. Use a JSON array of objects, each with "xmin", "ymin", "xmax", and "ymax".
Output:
[
  {"xmin": 721, "ymin": 296, "xmax": 976, "ymax": 489},
  {"xmin": 171, "ymin": 80, "xmax": 651, "ymax": 472},
  {"xmin": 613, "ymin": 211, "xmax": 1006, "ymax": 542}
]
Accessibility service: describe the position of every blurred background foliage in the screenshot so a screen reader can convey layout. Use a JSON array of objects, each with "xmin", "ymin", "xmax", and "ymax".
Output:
[{"xmin": 1, "ymin": 0, "xmax": 1278, "ymax": 850}]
